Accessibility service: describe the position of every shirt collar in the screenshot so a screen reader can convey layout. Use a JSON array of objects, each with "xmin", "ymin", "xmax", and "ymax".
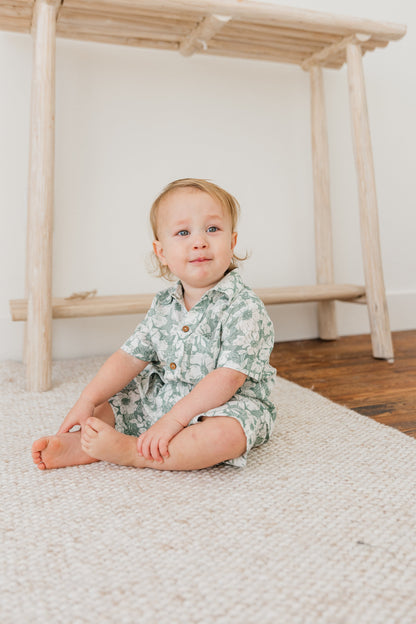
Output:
[{"xmin": 169, "ymin": 269, "xmax": 244, "ymax": 304}]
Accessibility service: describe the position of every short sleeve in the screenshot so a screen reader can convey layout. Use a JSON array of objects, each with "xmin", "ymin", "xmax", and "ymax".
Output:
[
  {"xmin": 120, "ymin": 296, "xmax": 159, "ymax": 362},
  {"xmin": 216, "ymin": 294, "xmax": 275, "ymax": 381}
]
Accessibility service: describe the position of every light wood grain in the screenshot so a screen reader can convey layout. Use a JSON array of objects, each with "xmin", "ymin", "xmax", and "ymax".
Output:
[
  {"xmin": 346, "ymin": 42, "xmax": 394, "ymax": 360},
  {"xmin": 25, "ymin": 0, "xmax": 60, "ymax": 392},
  {"xmin": 58, "ymin": 31, "xmax": 179, "ymax": 52},
  {"xmin": 10, "ymin": 284, "xmax": 366, "ymax": 321},
  {"xmin": 57, "ymin": 6, "xmax": 193, "ymax": 41},
  {"xmin": 58, "ymin": 1, "xmax": 407, "ymax": 41},
  {"xmin": 179, "ymin": 13, "xmax": 231, "ymax": 56},
  {"xmin": 310, "ymin": 65, "xmax": 337, "ymax": 340},
  {"xmin": 0, "ymin": 1, "xmax": 406, "ymax": 67},
  {"xmin": 302, "ymin": 33, "xmax": 371, "ymax": 70}
]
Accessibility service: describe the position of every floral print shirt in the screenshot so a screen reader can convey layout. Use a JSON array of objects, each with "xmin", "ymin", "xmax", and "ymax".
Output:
[{"xmin": 115, "ymin": 269, "xmax": 277, "ymax": 467}]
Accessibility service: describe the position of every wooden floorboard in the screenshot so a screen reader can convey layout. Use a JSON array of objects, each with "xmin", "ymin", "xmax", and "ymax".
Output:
[{"xmin": 270, "ymin": 329, "xmax": 416, "ymax": 438}]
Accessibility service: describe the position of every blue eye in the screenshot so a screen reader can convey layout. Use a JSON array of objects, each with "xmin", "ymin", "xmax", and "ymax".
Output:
[
  {"xmin": 207, "ymin": 226, "xmax": 219, "ymax": 233},
  {"xmin": 177, "ymin": 230, "xmax": 189, "ymax": 237}
]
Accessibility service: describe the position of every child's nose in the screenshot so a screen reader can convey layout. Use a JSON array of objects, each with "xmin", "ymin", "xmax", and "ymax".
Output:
[{"xmin": 192, "ymin": 233, "xmax": 207, "ymax": 248}]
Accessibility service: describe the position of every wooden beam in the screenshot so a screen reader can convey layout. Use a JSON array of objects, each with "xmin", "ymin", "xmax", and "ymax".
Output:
[
  {"xmin": 10, "ymin": 284, "xmax": 366, "ymax": 321},
  {"xmin": 0, "ymin": 4, "xmax": 33, "ymax": 33},
  {"xmin": 302, "ymin": 33, "xmax": 371, "ymax": 70},
  {"xmin": 60, "ymin": 1, "xmax": 407, "ymax": 41},
  {"xmin": 57, "ymin": 30, "xmax": 179, "ymax": 51},
  {"xmin": 346, "ymin": 42, "xmax": 394, "ymax": 360},
  {"xmin": 204, "ymin": 39, "xmax": 309, "ymax": 65},
  {"xmin": 25, "ymin": 0, "xmax": 61, "ymax": 391},
  {"xmin": 310, "ymin": 65, "xmax": 337, "ymax": 340},
  {"xmin": 255, "ymin": 284, "xmax": 366, "ymax": 306},
  {"xmin": 57, "ymin": 6, "xmax": 192, "ymax": 41},
  {"xmin": 179, "ymin": 14, "xmax": 231, "ymax": 56}
]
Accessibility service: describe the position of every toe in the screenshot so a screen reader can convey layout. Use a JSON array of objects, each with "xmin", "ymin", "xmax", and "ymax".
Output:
[
  {"xmin": 32, "ymin": 451, "xmax": 41, "ymax": 464},
  {"xmin": 32, "ymin": 437, "xmax": 49, "ymax": 453},
  {"xmin": 32, "ymin": 438, "xmax": 49, "ymax": 465}
]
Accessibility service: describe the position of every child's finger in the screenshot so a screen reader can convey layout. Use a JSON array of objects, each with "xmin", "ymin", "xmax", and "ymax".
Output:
[
  {"xmin": 57, "ymin": 421, "xmax": 67, "ymax": 434},
  {"xmin": 142, "ymin": 436, "xmax": 152, "ymax": 460},
  {"xmin": 136, "ymin": 435, "xmax": 144, "ymax": 455},
  {"xmin": 150, "ymin": 438, "xmax": 163, "ymax": 463},
  {"xmin": 159, "ymin": 439, "xmax": 170, "ymax": 458},
  {"xmin": 57, "ymin": 423, "xmax": 72, "ymax": 435},
  {"xmin": 139, "ymin": 434, "xmax": 151, "ymax": 459}
]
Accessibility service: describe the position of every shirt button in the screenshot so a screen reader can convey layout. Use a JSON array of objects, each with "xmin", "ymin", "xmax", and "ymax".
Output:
[
  {"xmin": 170, "ymin": 362, "xmax": 177, "ymax": 370},
  {"xmin": 182, "ymin": 325, "xmax": 190, "ymax": 333}
]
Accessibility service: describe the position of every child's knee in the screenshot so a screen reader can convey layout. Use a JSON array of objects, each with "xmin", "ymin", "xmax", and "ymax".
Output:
[{"xmin": 210, "ymin": 417, "xmax": 246, "ymax": 457}]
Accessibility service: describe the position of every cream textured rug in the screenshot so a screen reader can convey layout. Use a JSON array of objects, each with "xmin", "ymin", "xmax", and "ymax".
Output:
[{"xmin": 1, "ymin": 357, "xmax": 416, "ymax": 624}]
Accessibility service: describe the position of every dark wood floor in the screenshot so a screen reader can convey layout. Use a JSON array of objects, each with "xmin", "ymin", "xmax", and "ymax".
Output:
[{"xmin": 270, "ymin": 329, "xmax": 416, "ymax": 438}]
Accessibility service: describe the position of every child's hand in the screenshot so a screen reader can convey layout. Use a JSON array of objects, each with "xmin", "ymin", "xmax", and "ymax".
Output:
[
  {"xmin": 136, "ymin": 415, "xmax": 185, "ymax": 463},
  {"xmin": 57, "ymin": 396, "xmax": 95, "ymax": 434}
]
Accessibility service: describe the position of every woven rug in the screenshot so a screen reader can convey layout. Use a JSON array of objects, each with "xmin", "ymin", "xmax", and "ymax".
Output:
[{"xmin": 1, "ymin": 357, "xmax": 416, "ymax": 624}]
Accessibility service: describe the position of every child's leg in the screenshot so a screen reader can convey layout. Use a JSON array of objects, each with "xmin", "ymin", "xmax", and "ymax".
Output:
[
  {"xmin": 81, "ymin": 415, "xmax": 246, "ymax": 470},
  {"xmin": 31, "ymin": 402, "xmax": 115, "ymax": 470}
]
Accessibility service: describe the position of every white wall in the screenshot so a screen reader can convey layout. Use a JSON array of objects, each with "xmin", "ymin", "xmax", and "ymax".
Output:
[{"xmin": 1, "ymin": 0, "xmax": 415, "ymax": 361}]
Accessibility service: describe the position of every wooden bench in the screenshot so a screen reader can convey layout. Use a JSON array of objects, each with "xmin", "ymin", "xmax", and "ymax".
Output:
[{"xmin": 1, "ymin": 0, "xmax": 406, "ymax": 390}]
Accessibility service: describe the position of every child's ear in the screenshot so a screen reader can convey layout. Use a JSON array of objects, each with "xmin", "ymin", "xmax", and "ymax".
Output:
[
  {"xmin": 231, "ymin": 232, "xmax": 238, "ymax": 251},
  {"xmin": 153, "ymin": 240, "xmax": 168, "ymax": 265}
]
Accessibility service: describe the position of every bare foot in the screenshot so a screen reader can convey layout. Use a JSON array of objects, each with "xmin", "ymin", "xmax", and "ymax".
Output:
[
  {"xmin": 31, "ymin": 431, "xmax": 99, "ymax": 470},
  {"xmin": 81, "ymin": 417, "xmax": 142, "ymax": 468}
]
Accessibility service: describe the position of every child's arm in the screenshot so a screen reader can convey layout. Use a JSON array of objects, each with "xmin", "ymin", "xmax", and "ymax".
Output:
[
  {"xmin": 57, "ymin": 349, "xmax": 148, "ymax": 434},
  {"xmin": 136, "ymin": 367, "xmax": 247, "ymax": 462}
]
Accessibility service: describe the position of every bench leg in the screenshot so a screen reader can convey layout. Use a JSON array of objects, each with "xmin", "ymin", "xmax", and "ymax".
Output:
[
  {"xmin": 346, "ymin": 42, "xmax": 394, "ymax": 360},
  {"xmin": 25, "ymin": 0, "xmax": 60, "ymax": 391},
  {"xmin": 310, "ymin": 65, "xmax": 337, "ymax": 340}
]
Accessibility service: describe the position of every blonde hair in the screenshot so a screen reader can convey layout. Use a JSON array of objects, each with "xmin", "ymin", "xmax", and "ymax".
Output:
[{"xmin": 150, "ymin": 178, "xmax": 246, "ymax": 280}]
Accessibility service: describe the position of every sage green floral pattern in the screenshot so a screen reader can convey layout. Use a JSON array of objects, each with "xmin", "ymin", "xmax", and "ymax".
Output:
[{"xmin": 109, "ymin": 270, "xmax": 277, "ymax": 467}]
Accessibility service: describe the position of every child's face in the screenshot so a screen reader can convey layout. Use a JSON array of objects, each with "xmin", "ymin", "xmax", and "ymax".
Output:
[{"xmin": 153, "ymin": 188, "xmax": 237, "ymax": 293}]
